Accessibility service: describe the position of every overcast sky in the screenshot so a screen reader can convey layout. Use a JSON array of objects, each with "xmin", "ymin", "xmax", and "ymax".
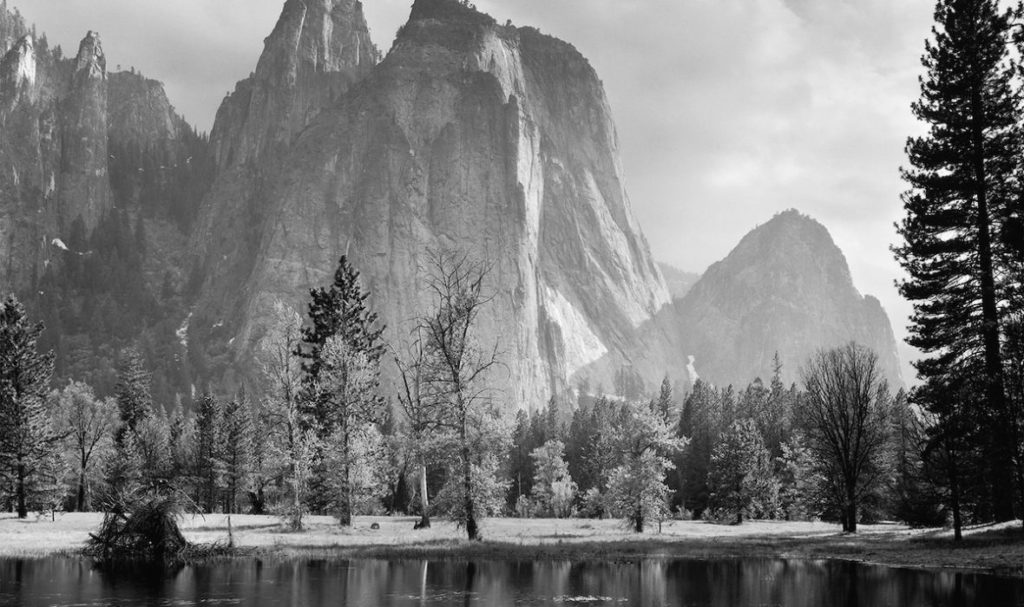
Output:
[{"xmin": 16, "ymin": 0, "xmax": 935, "ymax": 380}]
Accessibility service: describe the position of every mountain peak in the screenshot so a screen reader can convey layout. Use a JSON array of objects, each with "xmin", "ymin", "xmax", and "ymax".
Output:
[
  {"xmin": 207, "ymin": 0, "xmax": 377, "ymax": 170},
  {"xmin": 74, "ymin": 31, "xmax": 105, "ymax": 81},
  {"xmin": 256, "ymin": 0, "xmax": 377, "ymax": 82},
  {"xmin": 677, "ymin": 211, "xmax": 902, "ymax": 388},
  {"xmin": 1, "ymin": 33, "xmax": 34, "ymax": 95}
]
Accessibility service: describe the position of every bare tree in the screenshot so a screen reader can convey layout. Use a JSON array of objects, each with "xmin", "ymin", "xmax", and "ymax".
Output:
[
  {"xmin": 256, "ymin": 300, "xmax": 312, "ymax": 530},
  {"xmin": 315, "ymin": 336, "xmax": 384, "ymax": 525},
  {"xmin": 418, "ymin": 249, "xmax": 502, "ymax": 541},
  {"xmin": 799, "ymin": 342, "xmax": 893, "ymax": 533},
  {"xmin": 394, "ymin": 329, "xmax": 446, "ymax": 529},
  {"xmin": 50, "ymin": 381, "xmax": 115, "ymax": 512}
]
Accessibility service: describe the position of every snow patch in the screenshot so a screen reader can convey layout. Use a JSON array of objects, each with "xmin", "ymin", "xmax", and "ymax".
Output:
[
  {"xmin": 686, "ymin": 355, "xmax": 699, "ymax": 384},
  {"xmin": 176, "ymin": 312, "xmax": 192, "ymax": 348},
  {"xmin": 541, "ymin": 284, "xmax": 608, "ymax": 376}
]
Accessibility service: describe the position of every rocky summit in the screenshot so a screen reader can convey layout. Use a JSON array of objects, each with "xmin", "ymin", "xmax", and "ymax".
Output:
[
  {"xmin": 0, "ymin": 0, "xmax": 903, "ymax": 408},
  {"xmin": 674, "ymin": 210, "xmax": 904, "ymax": 389}
]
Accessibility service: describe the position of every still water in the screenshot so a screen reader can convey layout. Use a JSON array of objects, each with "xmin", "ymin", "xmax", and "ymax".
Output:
[{"xmin": 0, "ymin": 557, "xmax": 1021, "ymax": 606}]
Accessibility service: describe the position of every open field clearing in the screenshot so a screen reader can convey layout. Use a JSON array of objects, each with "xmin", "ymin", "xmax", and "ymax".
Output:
[{"xmin": 2, "ymin": 513, "xmax": 1023, "ymax": 575}]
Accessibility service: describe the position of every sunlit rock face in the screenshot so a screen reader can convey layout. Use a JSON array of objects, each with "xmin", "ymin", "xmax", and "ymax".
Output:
[
  {"xmin": 190, "ymin": 0, "xmax": 671, "ymax": 407},
  {"xmin": 674, "ymin": 209, "xmax": 903, "ymax": 389}
]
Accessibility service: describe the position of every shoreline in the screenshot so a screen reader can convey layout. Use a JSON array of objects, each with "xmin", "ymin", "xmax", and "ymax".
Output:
[{"xmin": 2, "ymin": 513, "xmax": 1022, "ymax": 577}]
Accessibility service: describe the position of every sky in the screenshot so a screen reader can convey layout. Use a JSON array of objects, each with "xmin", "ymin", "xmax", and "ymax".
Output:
[{"xmin": 14, "ymin": 0, "xmax": 936, "ymax": 381}]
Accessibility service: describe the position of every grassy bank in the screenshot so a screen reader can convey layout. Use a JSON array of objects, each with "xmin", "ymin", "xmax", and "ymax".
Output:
[{"xmin": 2, "ymin": 512, "xmax": 1022, "ymax": 576}]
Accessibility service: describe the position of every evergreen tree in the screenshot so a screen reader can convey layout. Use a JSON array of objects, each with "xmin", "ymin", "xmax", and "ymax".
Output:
[
  {"xmin": 297, "ymin": 255, "xmax": 385, "ymax": 417},
  {"xmin": 296, "ymin": 256, "xmax": 386, "ymax": 518},
  {"xmin": 896, "ymin": 0, "xmax": 1022, "ymax": 521},
  {"xmin": 0, "ymin": 296, "xmax": 61, "ymax": 518},
  {"xmin": 707, "ymin": 418, "xmax": 779, "ymax": 524},
  {"xmin": 113, "ymin": 348, "xmax": 152, "ymax": 445},
  {"xmin": 676, "ymin": 380, "xmax": 718, "ymax": 516},
  {"xmin": 218, "ymin": 393, "xmax": 253, "ymax": 514},
  {"xmin": 655, "ymin": 375, "xmax": 674, "ymax": 422},
  {"xmin": 530, "ymin": 439, "xmax": 576, "ymax": 518},
  {"xmin": 605, "ymin": 401, "xmax": 687, "ymax": 532},
  {"xmin": 194, "ymin": 394, "xmax": 222, "ymax": 513}
]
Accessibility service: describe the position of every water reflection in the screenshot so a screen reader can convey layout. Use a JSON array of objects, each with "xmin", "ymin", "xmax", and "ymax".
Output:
[{"xmin": 0, "ymin": 556, "xmax": 1020, "ymax": 606}]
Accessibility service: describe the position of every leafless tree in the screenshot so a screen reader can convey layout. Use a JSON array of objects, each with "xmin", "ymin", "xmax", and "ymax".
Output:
[
  {"xmin": 394, "ymin": 328, "xmax": 446, "ymax": 529},
  {"xmin": 51, "ymin": 381, "xmax": 115, "ymax": 512},
  {"xmin": 799, "ymin": 342, "xmax": 893, "ymax": 533},
  {"xmin": 256, "ymin": 300, "xmax": 311, "ymax": 530},
  {"xmin": 418, "ymin": 248, "xmax": 502, "ymax": 541}
]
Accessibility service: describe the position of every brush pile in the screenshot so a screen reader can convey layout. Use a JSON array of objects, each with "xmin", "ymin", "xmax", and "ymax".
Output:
[{"xmin": 85, "ymin": 488, "xmax": 232, "ymax": 563}]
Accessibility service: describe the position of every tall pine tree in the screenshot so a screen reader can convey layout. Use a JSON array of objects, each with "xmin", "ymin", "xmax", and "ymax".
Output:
[
  {"xmin": 0, "ymin": 296, "xmax": 61, "ymax": 518},
  {"xmin": 896, "ymin": 0, "xmax": 1022, "ymax": 522},
  {"xmin": 296, "ymin": 256, "xmax": 386, "ymax": 520}
]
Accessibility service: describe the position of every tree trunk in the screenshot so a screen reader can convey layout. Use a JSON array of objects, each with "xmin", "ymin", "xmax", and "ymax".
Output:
[
  {"xmin": 339, "ymin": 424, "xmax": 352, "ymax": 527},
  {"xmin": 950, "ymin": 455, "xmax": 963, "ymax": 542},
  {"xmin": 970, "ymin": 79, "xmax": 1014, "ymax": 522},
  {"xmin": 77, "ymin": 470, "xmax": 87, "ymax": 513},
  {"xmin": 635, "ymin": 506, "xmax": 644, "ymax": 533},
  {"xmin": 461, "ymin": 404, "xmax": 479, "ymax": 541},
  {"xmin": 845, "ymin": 493, "xmax": 857, "ymax": 534},
  {"xmin": 16, "ymin": 462, "xmax": 27, "ymax": 519},
  {"xmin": 417, "ymin": 463, "xmax": 431, "ymax": 529}
]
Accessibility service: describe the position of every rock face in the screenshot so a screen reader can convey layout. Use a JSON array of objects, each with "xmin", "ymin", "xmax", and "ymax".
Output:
[
  {"xmin": 674, "ymin": 210, "xmax": 903, "ymax": 388},
  {"xmin": 208, "ymin": 0, "xmax": 378, "ymax": 171},
  {"xmin": 0, "ymin": 4, "xmax": 212, "ymax": 401},
  {"xmin": 191, "ymin": 0, "xmax": 671, "ymax": 406},
  {"xmin": 0, "ymin": 0, "xmax": 905, "ymax": 407},
  {"xmin": 60, "ymin": 31, "xmax": 111, "ymax": 231}
]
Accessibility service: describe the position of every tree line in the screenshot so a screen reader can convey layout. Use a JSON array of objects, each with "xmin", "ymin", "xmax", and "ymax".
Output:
[{"xmin": 0, "ymin": 249, "xmax": 963, "ymax": 539}]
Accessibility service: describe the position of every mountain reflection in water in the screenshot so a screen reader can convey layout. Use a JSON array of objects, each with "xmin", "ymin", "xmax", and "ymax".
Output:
[{"xmin": 0, "ymin": 557, "xmax": 1020, "ymax": 606}]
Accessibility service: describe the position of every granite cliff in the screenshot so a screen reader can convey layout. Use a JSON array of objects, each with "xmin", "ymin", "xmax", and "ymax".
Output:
[
  {"xmin": 0, "ymin": 0, "xmax": 904, "ymax": 407},
  {"xmin": 0, "ymin": 4, "xmax": 212, "ymax": 399},
  {"xmin": 190, "ymin": 0, "xmax": 671, "ymax": 406}
]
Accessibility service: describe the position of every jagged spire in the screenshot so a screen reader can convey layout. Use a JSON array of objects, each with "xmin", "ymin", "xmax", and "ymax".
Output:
[{"xmin": 73, "ymin": 30, "xmax": 105, "ymax": 82}]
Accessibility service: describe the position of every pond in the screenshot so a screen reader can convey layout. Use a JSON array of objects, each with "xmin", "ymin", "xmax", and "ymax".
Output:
[{"xmin": 0, "ymin": 557, "xmax": 1021, "ymax": 606}]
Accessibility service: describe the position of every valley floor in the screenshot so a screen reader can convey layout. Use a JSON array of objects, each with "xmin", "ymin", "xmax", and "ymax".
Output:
[{"xmin": 1, "ymin": 513, "xmax": 1022, "ymax": 576}]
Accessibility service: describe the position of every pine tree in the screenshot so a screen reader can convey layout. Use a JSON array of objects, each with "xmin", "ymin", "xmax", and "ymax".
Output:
[
  {"xmin": 707, "ymin": 418, "xmax": 779, "ymax": 524},
  {"xmin": 896, "ymin": 0, "xmax": 1022, "ymax": 521},
  {"xmin": 114, "ymin": 347, "xmax": 152, "ymax": 445},
  {"xmin": 676, "ymin": 380, "xmax": 718, "ymax": 516},
  {"xmin": 194, "ymin": 393, "xmax": 222, "ymax": 513},
  {"xmin": 530, "ymin": 439, "xmax": 576, "ymax": 517},
  {"xmin": 0, "ymin": 296, "xmax": 60, "ymax": 518},
  {"xmin": 297, "ymin": 255, "xmax": 385, "ymax": 410},
  {"xmin": 218, "ymin": 394, "xmax": 253, "ymax": 514},
  {"xmin": 296, "ymin": 256, "xmax": 386, "ymax": 520},
  {"xmin": 606, "ymin": 401, "xmax": 687, "ymax": 532},
  {"xmin": 655, "ymin": 376, "xmax": 674, "ymax": 422}
]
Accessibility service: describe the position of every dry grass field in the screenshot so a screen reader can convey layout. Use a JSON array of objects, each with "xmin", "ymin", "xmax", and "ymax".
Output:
[{"xmin": 2, "ymin": 512, "xmax": 1023, "ymax": 575}]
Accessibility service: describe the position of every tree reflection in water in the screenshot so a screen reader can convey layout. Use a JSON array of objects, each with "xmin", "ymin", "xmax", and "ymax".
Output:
[{"xmin": 0, "ymin": 556, "xmax": 1019, "ymax": 606}]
